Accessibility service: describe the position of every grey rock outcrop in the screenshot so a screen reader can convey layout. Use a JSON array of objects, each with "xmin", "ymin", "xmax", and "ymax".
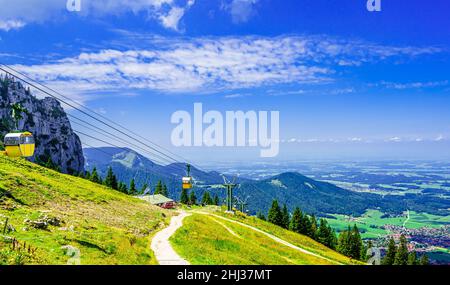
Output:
[{"xmin": 0, "ymin": 75, "xmax": 84, "ymax": 174}]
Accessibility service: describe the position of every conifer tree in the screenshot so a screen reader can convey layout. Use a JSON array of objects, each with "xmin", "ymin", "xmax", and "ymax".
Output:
[
  {"xmin": 301, "ymin": 213, "xmax": 311, "ymax": 236},
  {"xmin": 408, "ymin": 251, "xmax": 418, "ymax": 265},
  {"xmin": 180, "ymin": 188, "xmax": 189, "ymax": 204},
  {"xmin": 201, "ymin": 191, "xmax": 212, "ymax": 205},
  {"xmin": 189, "ymin": 191, "xmax": 197, "ymax": 205},
  {"xmin": 317, "ymin": 219, "xmax": 337, "ymax": 249},
  {"xmin": 104, "ymin": 167, "xmax": 118, "ymax": 190},
  {"xmin": 161, "ymin": 183, "xmax": 169, "ymax": 197},
  {"xmin": 154, "ymin": 180, "xmax": 163, "ymax": 195},
  {"xmin": 213, "ymin": 195, "xmax": 220, "ymax": 206},
  {"xmin": 90, "ymin": 167, "xmax": 102, "ymax": 184},
  {"xmin": 290, "ymin": 207, "xmax": 302, "ymax": 233},
  {"xmin": 349, "ymin": 224, "xmax": 363, "ymax": 260},
  {"xmin": 337, "ymin": 227, "xmax": 351, "ymax": 257},
  {"xmin": 308, "ymin": 215, "xmax": 318, "ymax": 240},
  {"xmin": 84, "ymin": 170, "xmax": 91, "ymax": 180},
  {"xmin": 267, "ymin": 200, "xmax": 283, "ymax": 227},
  {"xmin": 129, "ymin": 179, "xmax": 136, "ymax": 195},
  {"xmin": 317, "ymin": 219, "xmax": 329, "ymax": 245},
  {"xmin": 281, "ymin": 204, "xmax": 290, "ymax": 229},
  {"xmin": 327, "ymin": 224, "xmax": 337, "ymax": 250},
  {"xmin": 394, "ymin": 235, "xmax": 409, "ymax": 265},
  {"xmin": 382, "ymin": 237, "xmax": 397, "ymax": 265}
]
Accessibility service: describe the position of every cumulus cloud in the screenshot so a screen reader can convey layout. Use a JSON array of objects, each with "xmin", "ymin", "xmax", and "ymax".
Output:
[
  {"xmin": 0, "ymin": 0, "xmax": 194, "ymax": 31},
  {"xmin": 9, "ymin": 35, "xmax": 443, "ymax": 99}
]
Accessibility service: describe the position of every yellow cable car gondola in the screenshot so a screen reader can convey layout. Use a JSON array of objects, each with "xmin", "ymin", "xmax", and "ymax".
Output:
[
  {"xmin": 4, "ymin": 132, "xmax": 35, "ymax": 158},
  {"xmin": 182, "ymin": 164, "xmax": 193, "ymax": 189}
]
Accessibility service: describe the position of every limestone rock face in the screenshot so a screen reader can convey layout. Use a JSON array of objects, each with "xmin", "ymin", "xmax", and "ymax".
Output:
[{"xmin": 0, "ymin": 76, "xmax": 84, "ymax": 174}]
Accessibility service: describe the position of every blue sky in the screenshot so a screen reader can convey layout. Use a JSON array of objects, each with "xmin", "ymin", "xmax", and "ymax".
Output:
[{"xmin": 1, "ymin": 0, "xmax": 449, "ymax": 163}]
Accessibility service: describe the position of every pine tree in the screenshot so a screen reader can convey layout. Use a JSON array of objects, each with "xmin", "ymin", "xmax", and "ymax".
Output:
[
  {"xmin": 161, "ymin": 183, "xmax": 169, "ymax": 197},
  {"xmin": 257, "ymin": 211, "xmax": 266, "ymax": 221},
  {"xmin": 180, "ymin": 188, "xmax": 189, "ymax": 204},
  {"xmin": 317, "ymin": 219, "xmax": 337, "ymax": 249},
  {"xmin": 349, "ymin": 224, "xmax": 363, "ymax": 260},
  {"xmin": 408, "ymin": 251, "xmax": 418, "ymax": 265},
  {"xmin": 337, "ymin": 228, "xmax": 351, "ymax": 257},
  {"xmin": 382, "ymin": 237, "xmax": 397, "ymax": 265},
  {"xmin": 300, "ymin": 213, "xmax": 310, "ymax": 236},
  {"xmin": 201, "ymin": 191, "xmax": 212, "ymax": 205},
  {"xmin": 308, "ymin": 215, "xmax": 318, "ymax": 240},
  {"xmin": 104, "ymin": 167, "xmax": 118, "ymax": 190},
  {"xmin": 267, "ymin": 200, "xmax": 283, "ymax": 227},
  {"xmin": 290, "ymin": 207, "xmax": 302, "ymax": 233},
  {"xmin": 327, "ymin": 224, "xmax": 337, "ymax": 250},
  {"xmin": 189, "ymin": 191, "xmax": 197, "ymax": 205},
  {"xmin": 84, "ymin": 170, "xmax": 91, "ymax": 180},
  {"xmin": 154, "ymin": 180, "xmax": 163, "ymax": 195},
  {"xmin": 90, "ymin": 167, "xmax": 102, "ymax": 184},
  {"xmin": 213, "ymin": 195, "xmax": 220, "ymax": 206},
  {"xmin": 419, "ymin": 254, "xmax": 429, "ymax": 265},
  {"xmin": 394, "ymin": 235, "xmax": 409, "ymax": 265},
  {"xmin": 317, "ymin": 219, "xmax": 329, "ymax": 245},
  {"xmin": 129, "ymin": 179, "xmax": 136, "ymax": 195},
  {"xmin": 281, "ymin": 204, "xmax": 290, "ymax": 229}
]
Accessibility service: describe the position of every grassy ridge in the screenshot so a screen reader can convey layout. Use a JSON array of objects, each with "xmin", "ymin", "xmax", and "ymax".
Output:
[
  {"xmin": 0, "ymin": 155, "xmax": 172, "ymax": 265},
  {"xmin": 170, "ymin": 209, "xmax": 361, "ymax": 265}
]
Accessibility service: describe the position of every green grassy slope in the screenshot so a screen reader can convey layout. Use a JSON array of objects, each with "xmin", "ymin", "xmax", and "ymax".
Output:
[
  {"xmin": 170, "ymin": 208, "xmax": 362, "ymax": 265},
  {"xmin": 0, "ymin": 155, "xmax": 173, "ymax": 265}
]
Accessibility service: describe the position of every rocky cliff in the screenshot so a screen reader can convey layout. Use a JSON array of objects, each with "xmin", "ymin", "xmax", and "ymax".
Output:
[{"xmin": 0, "ymin": 75, "xmax": 84, "ymax": 174}]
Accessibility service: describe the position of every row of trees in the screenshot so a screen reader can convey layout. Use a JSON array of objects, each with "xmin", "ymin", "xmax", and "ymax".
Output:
[
  {"xmin": 261, "ymin": 200, "xmax": 344, "ymax": 253},
  {"xmin": 260, "ymin": 200, "xmax": 430, "ymax": 264},
  {"xmin": 180, "ymin": 188, "xmax": 220, "ymax": 206},
  {"xmin": 83, "ymin": 166, "xmax": 169, "ymax": 197},
  {"xmin": 382, "ymin": 235, "xmax": 429, "ymax": 265}
]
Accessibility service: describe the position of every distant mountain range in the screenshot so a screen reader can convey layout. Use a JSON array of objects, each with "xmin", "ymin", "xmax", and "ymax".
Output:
[{"xmin": 84, "ymin": 147, "xmax": 450, "ymax": 217}]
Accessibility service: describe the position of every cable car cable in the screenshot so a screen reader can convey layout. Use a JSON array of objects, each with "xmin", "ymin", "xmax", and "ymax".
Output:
[{"xmin": 0, "ymin": 64, "xmax": 193, "ymax": 166}]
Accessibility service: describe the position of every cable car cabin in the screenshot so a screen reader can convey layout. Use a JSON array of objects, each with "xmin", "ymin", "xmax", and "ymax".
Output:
[
  {"xmin": 182, "ymin": 176, "xmax": 193, "ymax": 189},
  {"xmin": 4, "ymin": 132, "xmax": 35, "ymax": 158}
]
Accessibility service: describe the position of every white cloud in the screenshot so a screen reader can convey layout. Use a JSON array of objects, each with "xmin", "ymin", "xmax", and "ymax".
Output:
[
  {"xmin": 435, "ymin": 134, "xmax": 444, "ymax": 141},
  {"xmin": 387, "ymin": 137, "xmax": 402, "ymax": 142},
  {"xmin": 10, "ymin": 35, "xmax": 443, "ymax": 100},
  {"xmin": 0, "ymin": 0, "xmax": 194, "ymax": 31},
  {"xmin": 379, "ymin": 80, "xmax": 449, "ymax": 90},
  {"xmin": 0, "ymin": 20, "xmax": 26, "ymax": 31},
  {"xmin": 224, "ymin": 93, "xmax": 253, "ymax": 99},
  {"xmin": 330, "ymin": 88, "xmax": 355, "ymax": 95}
]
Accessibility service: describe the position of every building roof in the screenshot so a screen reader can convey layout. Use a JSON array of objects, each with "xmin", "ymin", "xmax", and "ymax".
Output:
[{"xmin": 137, "ymin": 194, "xmax": 174, "ymax": 205}]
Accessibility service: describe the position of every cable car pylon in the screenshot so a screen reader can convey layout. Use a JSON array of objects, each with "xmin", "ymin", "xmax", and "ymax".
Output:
[{"xmin": 222, "ymin": 175, "xmax": 238, "ymax": 214}]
